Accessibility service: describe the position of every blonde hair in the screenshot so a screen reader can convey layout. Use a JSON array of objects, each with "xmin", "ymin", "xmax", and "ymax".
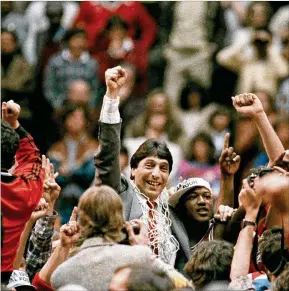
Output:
[{"xmin": 78, "ymin": 186, "xmax": 125, "ymax": 243}]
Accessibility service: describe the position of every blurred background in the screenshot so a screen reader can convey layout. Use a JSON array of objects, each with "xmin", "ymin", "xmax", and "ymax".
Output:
[{"xmin": 1, "ymin": 1, "xmax": 288, "ymax": 223}]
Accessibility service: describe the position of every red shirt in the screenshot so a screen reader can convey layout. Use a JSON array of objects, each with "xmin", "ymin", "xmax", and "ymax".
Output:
[
  {"xmin": 73, "ymin": 1, "xmax": 157, "ymax": 51},
  {"xmin": 1, "ymin": 128, "xmax": 45, "ymax": 272}
]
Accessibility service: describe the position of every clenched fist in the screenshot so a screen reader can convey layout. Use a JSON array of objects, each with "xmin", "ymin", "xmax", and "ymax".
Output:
[{"xmin": 105, "ymin": 66, "xmax": 127, "ymax": 99}]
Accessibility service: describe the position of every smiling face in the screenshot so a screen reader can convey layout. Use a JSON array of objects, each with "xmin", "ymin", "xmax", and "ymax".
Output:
[
  {"xmin": 182, "ymin": 186, "xmax": 214, "ymax": 222},
  {"xmin": 131, "ymin": 156, "xmax": 169, "ymax": 201}
]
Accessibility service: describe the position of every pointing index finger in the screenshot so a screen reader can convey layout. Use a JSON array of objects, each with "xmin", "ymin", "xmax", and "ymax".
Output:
[
  {"xmin": 223, "ymin": 133, "xmax": 230, "ymax": 150},
  {"xmin": 69, "ymin": 207, "xmax": 78, "ymax": 222}
]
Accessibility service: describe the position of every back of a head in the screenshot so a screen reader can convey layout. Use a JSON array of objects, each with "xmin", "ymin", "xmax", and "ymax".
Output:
[
  {"xmin": 130, "ymin": 139, "xmax": 173, "ymax": 175},
  {"xmin": 184, "ymin": 240, "xmax": 233, "ymax": 290},
  {"xmin": 1, "ymin": 120, "xmax": 19, "ymax": 170},
  {"xmin": 127, "ymin": 264, "xmax": 175, "ymax": 291},
  {"xmin": 78, "ymin": 186, "xmax": 125, "ymax": 242},
  {"xmin": 259, "ymin": 227, "xmax": 288, "ymax": 277}
]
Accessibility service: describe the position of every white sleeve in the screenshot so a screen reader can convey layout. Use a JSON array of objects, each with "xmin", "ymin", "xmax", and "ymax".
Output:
[{"xmin": 99, "ymin": 95, "xmax": 121, "ymax": 124}]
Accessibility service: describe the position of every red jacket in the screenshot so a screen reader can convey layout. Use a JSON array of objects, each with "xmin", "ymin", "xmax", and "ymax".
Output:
[
  {"xmin": 73, "ymin": 1, "xmax": 157, "ymax": 51},
  {"xmin": 1, "ymin": 126, "xmax": 45, "ymax": 272}
]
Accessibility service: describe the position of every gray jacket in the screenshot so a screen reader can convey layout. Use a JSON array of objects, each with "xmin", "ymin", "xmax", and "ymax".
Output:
[
  {"xmin": 94, "ymin": 122, "xmax": 192, "ymax": 266},
  {"xmin": 51, "ymin": 237, "xmax": 152, "ymax": 291}
]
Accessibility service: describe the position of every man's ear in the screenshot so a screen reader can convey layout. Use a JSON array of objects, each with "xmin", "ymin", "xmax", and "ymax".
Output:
[{"xmin": 130, "ymin": 168, "xmax": 136, "ymax": 180}]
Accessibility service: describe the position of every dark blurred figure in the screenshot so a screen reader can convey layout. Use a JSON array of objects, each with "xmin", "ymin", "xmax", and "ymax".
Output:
[
  {"xmin": 1, "ymin": 1, "xmax": 28, "ymax": 47},
  {"xmin": 1, "ymin": 29, "xmax": 35, "ymax": 132}
]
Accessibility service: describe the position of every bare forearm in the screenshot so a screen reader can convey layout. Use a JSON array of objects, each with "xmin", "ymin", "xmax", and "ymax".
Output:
[
  {"xmin": 39, "ymin": 245, "xmax": 70, "ymax": 284},
  {"xmin": 253, "ymin": 111, "xmax": 284, "ymax": 166},
  {"xmin": 230, "ymin": 225, "xmax": 255, "ymax": 280},
  {"xmin": 13, "ymin": 220, "xmax": 34, "ymax": 269},
  {"xmin": 217, "ymin": 174, "xmax": 234, "ymax": 209}
]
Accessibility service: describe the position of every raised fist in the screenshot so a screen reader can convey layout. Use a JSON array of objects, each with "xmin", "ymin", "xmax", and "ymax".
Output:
[
  {"xmin": 232, "ymin": 93, "xmax": 263, "ymax": 118},
  {"xmin": 105, "ymin": 66, "xmax": 127, "ymax": 99}
]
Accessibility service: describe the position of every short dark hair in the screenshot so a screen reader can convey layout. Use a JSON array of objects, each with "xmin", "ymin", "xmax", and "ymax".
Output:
[
  {"xmin": 105, "ymin": 15, "xmax": 129, "ymax": 32},
  {"xmin": 184, "ymin": 240, "xmax": 233, "ymax": 289},
  {"xmin": 130, "ymin": 139, "xmax": 173, "ymax": 174},
  {"xmin": 1, "ymin": 120, "xmax": 19, "ymax": 170},
  {"xmin": 63, "ymin": 28, "xmax": 86, "ymax": 44},
  {"xmin": 119, "ymin": 263, "xmax": 174, "ymax": 291},
  {"xmin": 259, "ymin": 227, "xmax": 288, "ymax": 276}
]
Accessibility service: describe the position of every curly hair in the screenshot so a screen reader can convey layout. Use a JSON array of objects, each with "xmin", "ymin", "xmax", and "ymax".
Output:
[
  {"xmin": 77, "ymin": 186, "xmax": 125, "ymax": 243},
  {"xmin": 1, "ymin": 120, "xmax": 19, "ymax": 170},
  {"xmin": 184, "ymin": 240, "xmax": 233, "ymax": 289}
]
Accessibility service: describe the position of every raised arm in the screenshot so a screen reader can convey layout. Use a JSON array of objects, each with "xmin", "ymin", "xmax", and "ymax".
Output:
[
  {"xmin": 94, "ymin": 66, "xmax": 127, "ymax": 192},
  {"xmin": 232, "ymin": 93, "xmax": 284, "ymax": 167},
  {"xmin": 229, "ymin": 179, "xmax": 261, "ymax": 290},
  {"xmin": 217, "ymin": 133, "xmax": 240, "ymax": 209}
]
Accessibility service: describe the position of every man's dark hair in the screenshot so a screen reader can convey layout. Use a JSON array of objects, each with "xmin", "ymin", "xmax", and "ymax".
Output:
[
  {"xmin": 63, "ymin": 28, "xmax": 86, "ymax": 44},
  {"xmin": 184, "ymin": 240, "xmax": 233, "ymax": 290},
  {"xmin": 271, "ymin": 263, "xmax": 289, "ymax": 291},
  {"xmin": 125, "ymin": 263, "xmax": 174, "ymax": 291},
  {"xmin": 130, "ymin": 139, "xmax": 173, "ymax": 175},
  {"xmin": 259, "ymin": 227, "xmax": 289, "ymax": 277},
  {"xmin": 1, "ymin": 120, "xmax": 19, "ymax": 170}
]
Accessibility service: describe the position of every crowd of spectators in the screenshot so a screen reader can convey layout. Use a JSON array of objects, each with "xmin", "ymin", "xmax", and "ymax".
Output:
[{"xmin": 1, "ymin": 1, "xmax": 289, "ymax": 291}]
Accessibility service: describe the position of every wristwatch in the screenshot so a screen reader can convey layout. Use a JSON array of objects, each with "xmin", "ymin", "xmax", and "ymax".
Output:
[{"xmin": 241, "ymin": 219, "xmax": 256, "ymax": 229}]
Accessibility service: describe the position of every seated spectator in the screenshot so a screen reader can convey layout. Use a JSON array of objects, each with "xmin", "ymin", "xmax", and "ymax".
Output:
[
  {"xmin": 118, "ymin": 63, "xmax": 146, "ymax": 136},
  {"xmin": 1, "ymin": 29, "xmax": 34, "ymax": 96},
  {"xmin": 43, "ymin": 28, "xmax": 100, "ymax": 112},
  {"xmin": 47, "ymin": 104, "xmax": 98, "ymax": 223},
  {"xmin": 92, "ymin": 16, "xmax": 146, "ymax": 90},
  {"xmin": 1, "ymin": 100, "xmax": 45, "ymax": 284},
  {"xmin": 200, "ymin": 106, "xmax": 234, "ymax": 157},
  {"xmin": 179, "ymin": 82, "xmax": 203, "ymax": 140},
  {"xmin": 73, "ymin": 1, "xmax": 156, "ymax": 57},
  {"xmin": 232, "ymin": 1, "xmax": 273, "ymax": 47},
  {"xmin": 109, "ymin": 263, "xmax": 175, "ymax": 291},
  {"xmin": 23, "ymin": 1, "xmax": 78, "ymax": 65},
  {"xmin": 50, "ymin": 186, "xmax": 154, "ymax": 290},
  {"xmin": 125, "ymin": 88, "xmax": 185, "ymax": 149},
  {"xmin": 176, "ymin": 133, "xmax": 221, "ymax": 197},
  {"xmin": 1, "ymin": 1, "xmax": 28, "ymax": 47},
  {"xmin": 32, "ymin": 2, "xmax": 66, "ymax": 84},
  {"xmin": 217, "ymin": 27, "xmax": 289, "ymax": 97}
]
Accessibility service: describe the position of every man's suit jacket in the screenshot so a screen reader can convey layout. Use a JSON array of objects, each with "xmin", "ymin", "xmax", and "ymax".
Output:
[{"xmin": 94, "ymin": 122, "xmax": 192, "ymax": 265}]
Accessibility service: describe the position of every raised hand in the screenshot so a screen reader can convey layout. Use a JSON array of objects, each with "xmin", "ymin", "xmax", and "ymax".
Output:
[
  {"xmin": 214, "ymin": 204, "xmax": 236, "ymax": 222},
  {"xmin": 1, "ymin": 100, "xmax": 21, "ymax": 129},
  {"xmin": 125, "ymin": 219, "xmax": 149, "ymax": 246},
  {"xmin": 60, "ymin": 207, "xmax": 81, "ymax": 248},
  {"xmin": 232, "ymin": 93, "xmax": 263, "ymax": 118},
  {"xmin": 238, "ymin": 179, "xmax": 262, "ymax": 218},
  {"xmin": 219, "ymin": 133, "xmax": 241, "ymax": 176},
  {"xmin": 105, "ymin": 66, "xmax": 127, "ymax": 99},
  {"xmin": 30, "ymin": 198, "xmax": 49, "ymax": 223}
]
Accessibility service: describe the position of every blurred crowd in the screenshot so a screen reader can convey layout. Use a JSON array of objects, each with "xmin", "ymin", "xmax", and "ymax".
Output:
[{"xmin": 1, "ymin": 1, "xmax": 289, "ymax": 291}]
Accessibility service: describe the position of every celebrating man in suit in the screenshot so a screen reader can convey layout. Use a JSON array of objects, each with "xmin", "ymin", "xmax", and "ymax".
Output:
[{"xmin": 94, "ymin": 66, "xmax": 193, "ymax": 268}]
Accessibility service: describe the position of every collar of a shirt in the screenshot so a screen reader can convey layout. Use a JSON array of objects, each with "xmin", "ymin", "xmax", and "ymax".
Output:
[{"xmin": 61, "ymin": 49, "xmax": 90, "ymax": 63}]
